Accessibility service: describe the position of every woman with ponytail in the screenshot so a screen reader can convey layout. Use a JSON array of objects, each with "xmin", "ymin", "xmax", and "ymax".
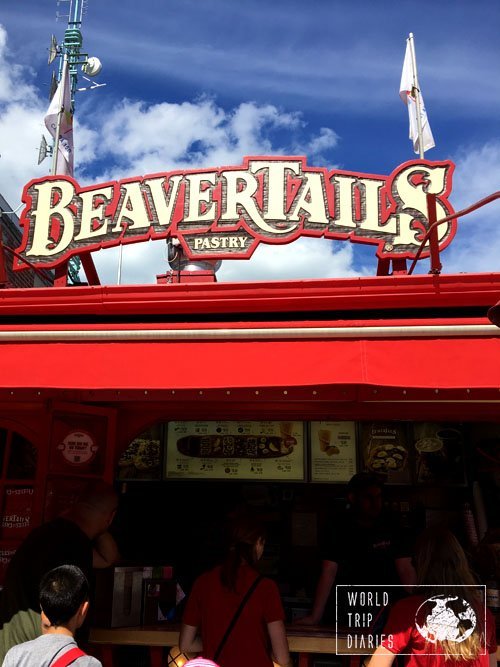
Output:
[
  {"xmin": 180, "ymin": 510, "xmax": 291, "ymax": 667},
  {"xmin": 369, "ymin": 527, "xmax": 497, "ymax": 667}
]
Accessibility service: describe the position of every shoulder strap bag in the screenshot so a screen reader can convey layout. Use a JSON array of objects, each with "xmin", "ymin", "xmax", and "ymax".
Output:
[
  {"xmin": 213, "ymin": 575, "xmax": 264, "ymax": 662},
  {"xmin": 51, "ymin": 646, "xmax": 87, "ymax": 667}
]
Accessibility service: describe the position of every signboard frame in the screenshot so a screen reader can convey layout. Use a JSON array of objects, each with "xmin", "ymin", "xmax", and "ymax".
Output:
[
  {"xmin": 164, "ymin": 420, "xmax": 306, "ymax": 483},
  {"xmin": 309, "ymin": 420, "xmax": 358, "ymax": 483},
  {"xmin": 15, "ymin": 157, "xmax": 457, "ymax": 272}
]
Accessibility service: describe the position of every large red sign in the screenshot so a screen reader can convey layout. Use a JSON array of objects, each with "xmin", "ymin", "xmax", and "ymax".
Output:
[{"xmin": 14, "ymin": 156, "xmax": 456, "ymax": 270}]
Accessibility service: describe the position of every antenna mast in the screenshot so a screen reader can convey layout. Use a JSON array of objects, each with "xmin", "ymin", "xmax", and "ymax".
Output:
[
  {"xmin": 41, "ymin": 0, "xmax": 104, "ymax": 284},
  {"xmin": 57, "ymin": 0, "xmax": 93, "ymax": 108}
]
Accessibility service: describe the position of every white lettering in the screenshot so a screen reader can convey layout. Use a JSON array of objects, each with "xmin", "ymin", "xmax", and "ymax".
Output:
[
  {"xmin": 27, "ymin": 180, "xmax": 76, "ymax": 257},
  {"xmin": 358, "ymin": 178, "xmax": 396, "ymax": 234},
  {"xmin": 111, "ymin": 182, "xmax": 151, "ymax": 232},
  {"xmin": 250, "ymin": 159, "xmax": 301, "ymax": 221},
  {"xmin": 17, "ymin": 158, "xmax": 455, "ymax": 267},
  {"xmin": 331, "ymin": 175, "xmax": 357, "ymax": 229},
  {"xmin": 184, "ymin": 172, "xmax": 217, "ymax": 223},
  {"xmin": 221, "ymin": 171, "xmax": 290, "ymax": 234},
  {"xmin": 388, "ymin": 164, "xmax": 449, "ymax": 246},
  {"xmin": 289, "ymin": 173, "xmax": 329, "ymax": 225},
  {"xmin": 74, "ymin": 187, "xmax": 113, "ymax": 241},
  {"xmin": 347, "ymin": 591, "xmax": 358, "ymax": 606},
  {"xmin": 144, "ymin": 175, "xmax": 182, "ymax": 228}
]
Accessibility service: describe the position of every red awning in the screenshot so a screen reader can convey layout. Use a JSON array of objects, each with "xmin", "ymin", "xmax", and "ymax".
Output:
[{"xmin": 0, "ymin": 338, "xmax": 499, "ymax": 391}]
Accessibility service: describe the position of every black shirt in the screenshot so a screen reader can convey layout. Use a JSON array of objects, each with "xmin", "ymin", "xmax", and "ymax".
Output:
[
  {"xmin": 321, "ymin": 510, "xmax": 412, "ymax": 586},
  {"xmin": 0, "ymin": 517, "xmax": 93, "ymax": 627}
]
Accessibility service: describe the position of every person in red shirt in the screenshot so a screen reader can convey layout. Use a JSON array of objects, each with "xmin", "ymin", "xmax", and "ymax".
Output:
[
  {"xmin": 180, "ymin": 511, "xmax": 291, "ymax": 667},
  {"xmin": 369, "ymin": 527, "xmax": 497, "ymax": 667}
]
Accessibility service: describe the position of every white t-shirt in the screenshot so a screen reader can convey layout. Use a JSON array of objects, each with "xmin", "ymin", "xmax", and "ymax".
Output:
[{"xmin": 2, "ymin": 634, "xmax": 102, "ymax": 667}]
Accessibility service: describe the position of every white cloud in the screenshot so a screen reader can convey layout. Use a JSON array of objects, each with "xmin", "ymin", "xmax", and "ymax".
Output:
[
  {"xmin": 0, "ymin": 21, "xmax": 350, "ymax": 286},
  {"xmin": 0, "ymin": 27, "xmax": 37, "ymax": 104},
  {"xmin": 217, "ymin": 237, "xmax": 367, "ymax": 283},
  {"xmin": 85, "ymin": 96, "xmax": 336, "ymax": 182},
  {"xmin": 0, "ymin": 26, "xmax": 47, "ymax": 208},
  {"xmin": 84, "ymin": 96, "xmax": 347, "ymax": 284},
  {"xmin": 90, "ymin": 236, "xmax": 368, "ymax": 286},
  {"xmin": 441, "ymin": 141, "xmax": 500, "ymax": 274}
]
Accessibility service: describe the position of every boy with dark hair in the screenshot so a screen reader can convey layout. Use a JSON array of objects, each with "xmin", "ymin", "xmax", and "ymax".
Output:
[{"xmin": 2, "ymin": 565, "xmax": 102, "ymax": 667}]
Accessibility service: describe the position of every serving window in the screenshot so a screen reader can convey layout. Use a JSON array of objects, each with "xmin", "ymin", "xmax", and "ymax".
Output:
[{"xmin": 112, "ymin": 419, "xmax": 500, "ymax": 605}]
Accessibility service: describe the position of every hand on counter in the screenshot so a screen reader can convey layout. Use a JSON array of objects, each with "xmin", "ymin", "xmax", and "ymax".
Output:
[{"xmin": 93, "ymin": 531, "xmax": 120, "ymax": 568}]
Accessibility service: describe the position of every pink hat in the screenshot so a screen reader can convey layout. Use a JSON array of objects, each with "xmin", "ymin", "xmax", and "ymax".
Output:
[{"xmin": 184, "ymin": 660, "xmax": 220, "ymax": 667}]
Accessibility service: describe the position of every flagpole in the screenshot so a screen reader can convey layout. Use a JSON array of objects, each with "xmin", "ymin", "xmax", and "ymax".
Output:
[
  {"xmin": 51, "ymin": 55, "xmax": 68, "ymax": 175},
  {"xmin": 408, "ymin": 33, "xmax": 425, "ymax": 159}
]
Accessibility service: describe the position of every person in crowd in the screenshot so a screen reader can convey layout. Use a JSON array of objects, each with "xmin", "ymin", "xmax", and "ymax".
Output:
[
  {"xmin": 179, "ymin": 509, "xmax": 291, "ymax": 667},
  {"xmin": 184, "ymin": 660, "xmax": 220, "ymax": 667},
  {"xmin": 0, "ymin": 480, "xmax": 119, "ymax": 661},
  {"xmin": 298, "ymin": 472, "xmax": 416, "ymax": 626},
  {"xmin": 2, "ymin": 565, "xmax": 102, "ymax": 667},
  {"xmin": 368, "ymin": 527, "xmax": 497, "ymax": 667}
]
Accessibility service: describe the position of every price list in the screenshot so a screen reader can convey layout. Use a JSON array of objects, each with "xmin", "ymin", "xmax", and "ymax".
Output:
[
  {"xmin": 310, "ymin": 421, "xmax": 357, "ymax": 482},
  {"xmin": 165, "ymin": 421, "xmax": 304, "ymax": 481}
]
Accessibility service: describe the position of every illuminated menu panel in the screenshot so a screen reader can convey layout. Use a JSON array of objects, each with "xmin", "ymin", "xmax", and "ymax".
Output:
[
  {"xmin": 165, "ymin": 421, "xmax": 304, "ymax": 481},
  {"xmin": 310, "ymin": 421, "xmax": 357, "ymax": 482}
]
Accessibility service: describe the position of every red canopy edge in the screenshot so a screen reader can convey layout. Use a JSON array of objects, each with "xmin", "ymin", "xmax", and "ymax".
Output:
[{"xmin": 0, "ymin": 338, "xmax": 499, "ymax": 391}]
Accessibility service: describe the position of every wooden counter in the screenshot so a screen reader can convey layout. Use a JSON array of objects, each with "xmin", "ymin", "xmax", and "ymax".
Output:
[
  {"xmin": 90, "ymin": 625, "xmax": 500, "ymax": 666},
  {"xmin": 90, "ymin": 625, "xmax": 364, "ymax": 667},
  {"xmin": 91, "ymin": 625, "xmax": 344, "ymax": 653}
]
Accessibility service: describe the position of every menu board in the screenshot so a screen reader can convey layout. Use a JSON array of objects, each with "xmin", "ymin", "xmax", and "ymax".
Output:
[
  {"xmin": 360, "ymin": 422, "xmax": 411, "ymax": 484},
  {"xmin": 412, "ymin": 422, "xmax": 466, "ymax": 485},
  {"xmin": 310, "ymin": 421, "xmax": 357, "ymax": 482},
  {"xmin": 117, "ymin": 424, "xmax": 162, "ymax": 480},
  {"xmin": 165, "ymin": 421, "xmax": 304, "ymax": 481}
]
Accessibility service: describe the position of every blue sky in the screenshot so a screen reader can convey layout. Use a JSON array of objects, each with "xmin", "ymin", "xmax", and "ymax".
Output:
[{"xmin": 0, "ymin": 0, "xmax": 499, "ymax": 283}]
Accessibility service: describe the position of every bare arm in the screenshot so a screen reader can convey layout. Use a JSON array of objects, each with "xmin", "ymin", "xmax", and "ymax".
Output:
[
  {"xmin": 395, "ymin": 557, "xmax": 417, "ymax": 590},
  {"xmin": 295, "ymin": 560, "xmax": 338, "ymax": 625},
  {"xmin": 367, "ymin": 646, "xmax": 397, "ymax": 667},
  {"xmin": 488, "ymin": 653, "xmax": 496, "ymax": 667},
  {"xmin": 268, "ymin": 620, "xmax": 291, "ymax": 667},
  {"xmin": 92, "ymin": 531, "xmax": 120, "ymax": 568},
  {"xmin": 179, "ymin": 623, "xmax": 203, "ymax": 653}
]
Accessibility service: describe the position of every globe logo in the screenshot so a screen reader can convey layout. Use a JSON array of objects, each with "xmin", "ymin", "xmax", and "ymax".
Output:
[{"xmin": 415, "ymin": 595, "xmax": 477, "ymax": 643}]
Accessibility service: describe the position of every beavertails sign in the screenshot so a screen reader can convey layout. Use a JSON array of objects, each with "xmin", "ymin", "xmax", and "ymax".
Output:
[{"xmin": 14, "ymin": 156, "xmax": 456, "ymax": 271}]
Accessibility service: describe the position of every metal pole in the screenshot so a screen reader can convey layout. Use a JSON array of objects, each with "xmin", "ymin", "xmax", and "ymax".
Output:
[
  {"xmin": 51, "ymin": 55, "xmax": 68, "ymax": 175},
  {"xmin": 407, "ymin": 190, "xmax": 500, "ymax": 275},
  {"xmin": 426, "ymin": 193, "xmax": 442, "ymax": 274},
  {"xmin": 408, "ymin": 33, "xmax": 425, "ymax": 159},
  {"xmin": 117, "ymin": 244, "xmax": 123, "ymax": 285}
]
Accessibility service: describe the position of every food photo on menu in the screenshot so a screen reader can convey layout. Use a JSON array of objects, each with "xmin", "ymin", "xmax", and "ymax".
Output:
[
  {"xmin": 310, "ymin": 421, "xmax": 357, "ymax": 482},
  {"xmin": 117, "ymin": 424, "xmax": 162, "ymax": 480},
  {"xmin": 412, "ymin": 422, "xmax": 466, "ymax": 485},
  {"xmin": 360, "ymin": 422, "xmax": 411, "ymax": 484}
]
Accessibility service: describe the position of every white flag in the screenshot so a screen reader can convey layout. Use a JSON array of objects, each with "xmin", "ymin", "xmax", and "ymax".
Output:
[
  {"xmin": 45, "ymin": 57, "xmax": 74, "ymax": 176},
  {"xmin": 399, "ymin": 38, "xmax": 435, "ymax": 154}
]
